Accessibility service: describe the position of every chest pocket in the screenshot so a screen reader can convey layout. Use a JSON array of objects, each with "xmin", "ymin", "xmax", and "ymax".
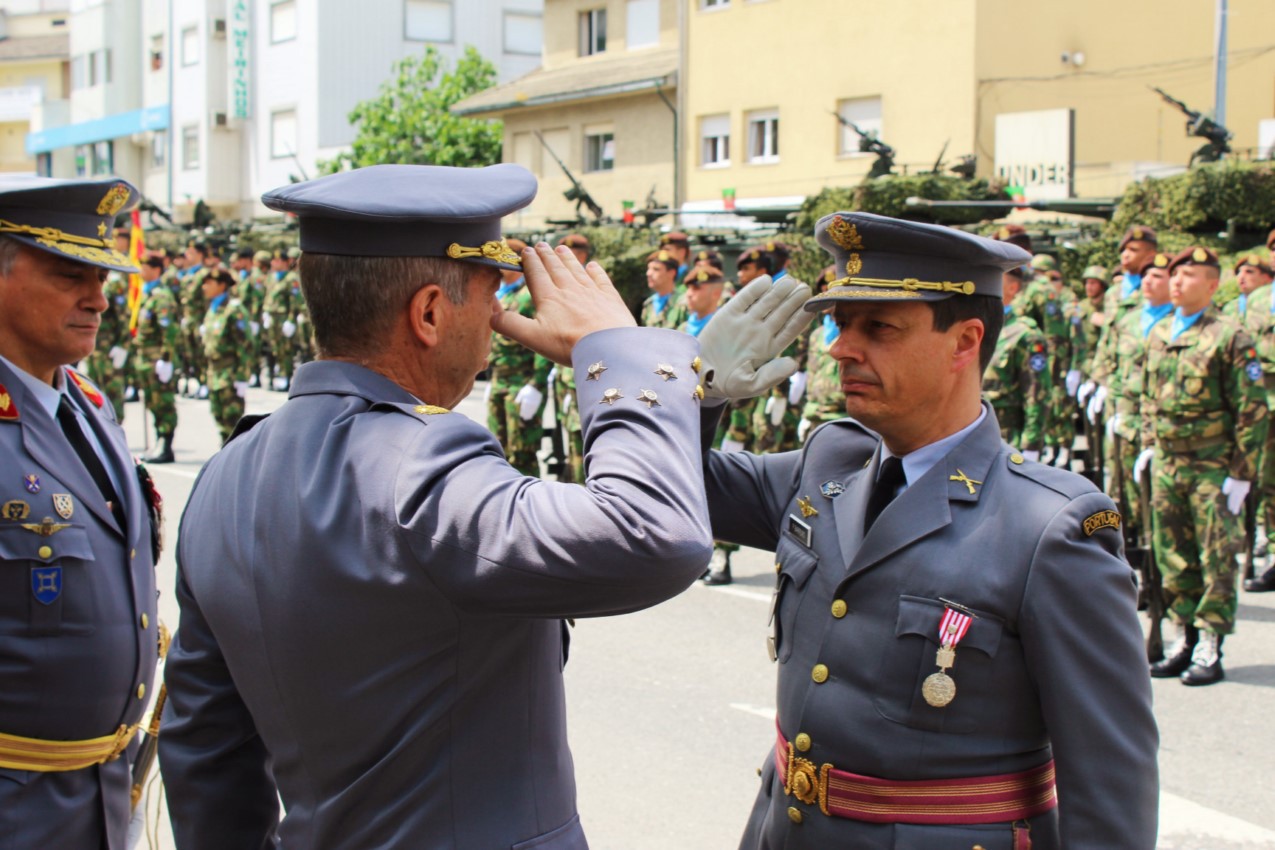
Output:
[
  {"xmin": 872, "ymin": 595, "xmax": 1004, "ymax": 734},
  {"xmin": 0, "ymin": 522, "xmax": 97, "ymax": 636},
  {"xmin": 770, "ymin": 545, "xmax": 819, "ymax": 664}
]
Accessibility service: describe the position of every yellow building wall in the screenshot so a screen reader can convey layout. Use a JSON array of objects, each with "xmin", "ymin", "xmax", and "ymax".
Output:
[
  {"xmin": 500, "ymin": 90, "xmax": 676, "ymax": 231},
  {"xmin": 682, "ymin": 0, "xmax": 978, "ymax": 209},
  {"xmin": 0, "ymin": 57, "xmax": 67, "ymax": 173},
  {"xmin": 543, "ymin": 0, "xmax": 680, "ymax": 70},
  {"xmin": 974, "ymin": 0, "xmax": 1275, "ymax": 198}
]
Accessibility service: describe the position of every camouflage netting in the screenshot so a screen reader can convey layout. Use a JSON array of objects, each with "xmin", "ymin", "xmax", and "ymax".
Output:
[{"xmin": 797, "ymin": 174, "xmax": 1007, "ymax": 232}]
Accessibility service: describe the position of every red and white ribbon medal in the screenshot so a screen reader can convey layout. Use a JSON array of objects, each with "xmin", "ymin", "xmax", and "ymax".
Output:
[{"xmin": 921, "ymin": 607, "xmax": 972, "ymax": 708}]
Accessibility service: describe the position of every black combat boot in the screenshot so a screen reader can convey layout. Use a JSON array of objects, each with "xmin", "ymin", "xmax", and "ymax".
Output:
[
  {"xmin": 144, "ymin": 433, "xmax": 175, "ymax": 464},
  {"xmin": 1149, "ymin": 621, "xmax": 1197, "ymax": 677},
  {"xmin": 1244, "ymin": 565, "xmax": 1275, "ymax": 592},
  {"xmin": 702, "ymin": 548, "xmax": 732, "ymax": 586},
  {"xmin": 1180, "ymin": 632, "xmax": 1224, "ymax": 686}
]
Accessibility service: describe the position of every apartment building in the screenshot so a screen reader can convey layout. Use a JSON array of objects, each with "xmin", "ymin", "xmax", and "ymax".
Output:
[{"xmin": 0, "ymin": 0, "xmax": 70, "ymax": 175}]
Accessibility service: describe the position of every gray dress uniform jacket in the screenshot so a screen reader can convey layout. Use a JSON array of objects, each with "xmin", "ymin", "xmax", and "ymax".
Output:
[
  {"xmin": 158, "ymin": 327, "xmax": 712, "ymax": 850},
  {"xmin": 0, "ymin": 360, "xmax": 159, "ymax": 850},
  {"xmin": 704, "ymin": 405, "xmax": 1158, "ymax": 850}
]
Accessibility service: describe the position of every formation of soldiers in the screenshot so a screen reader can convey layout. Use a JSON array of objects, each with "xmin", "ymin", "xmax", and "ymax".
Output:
[{"xmin": 82, "ymin": 231, "xmax": 315, "ymax": 459}]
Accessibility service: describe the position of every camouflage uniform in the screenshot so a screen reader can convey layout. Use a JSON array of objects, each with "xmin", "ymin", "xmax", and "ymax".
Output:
[
  {"xmin": 750, "ymin": 334, "xmax": 805, "ymax": 453},
  {"xmin": 262, "ymin": 271, "xmax": 295, "ymax": 385},
  {"xmin": 201, "ymin": 294, "xmax": 255, "ymax": 443},
  {"xmin": 982, "ymin": 309, "xmax": 1049, "ymax": 452},
  {"xmin": 1141, "ymin": 309, "xmax": 1268, "ymax": 635},
  {"xmin": 287, "ymin": 270, "xmax": 314, "ymax": 365},
  {"xmin": 488, "ymin": 280, "xmax": 549, "ymax": 476},
  {"xmin": 179, "ymin": 267, "xmax": 209, "ymax": 389},
  {"xmin": 1018, "ymin": 276, "xmax": 1075, "ymax": 451},
  {"xmin": 554, "ymin": 366, "xmax": 584, "ymax": 483},
  {"xmin": 1238, "ymin": 284, "xmax": 1275, "ymax": 548},
  {"xmin": 85, "ymin": 272, "xmax": 131, "ymax": 420},
  {"xmin": 800, "ymin": 316, "xmax": 844, "ymax": 438},
  {"xmin": 1069, "ymin": 294, "xmax": 1108, "ymax": 380},
  {"xmin": 640, "ymin": 288, "xmax": 690, "ymax": 330},
  {"xmin": 131, "ymin": 281, "xmax": 180, "ymax": 436}
]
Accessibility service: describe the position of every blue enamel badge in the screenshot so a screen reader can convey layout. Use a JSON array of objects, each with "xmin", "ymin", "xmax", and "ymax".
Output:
[
  {"xmin": 23, "ymin": 474, "xmax": 40, "ymax": 494},
  {"xmin": 820, "ymin": 480, "xmax": 846, "ymax": 498},
  {"xmin": 31, "ymin": 566, "xmax": 61, "ymax": 605},
  {"xmin": 1029, "ymin": 353, "xmax": 1047, "ymax": 372},
  {"xmin": 1246, "ymin": 360, "xmax": 1262, "ymax": 382}
]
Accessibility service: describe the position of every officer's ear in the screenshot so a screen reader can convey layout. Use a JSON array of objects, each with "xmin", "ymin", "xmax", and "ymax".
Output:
[
  {"xmin": 407, "ymin": 284, "xmax": 446, "ymax": 349},
  {"xmin": 950, "ymin": 318, "xmax": 984, "ymax": 374}
]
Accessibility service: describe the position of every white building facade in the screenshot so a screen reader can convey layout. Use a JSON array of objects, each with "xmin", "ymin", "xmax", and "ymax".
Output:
[{"xmin": 29, "ymin": 0, "xmax": 543, "ymax": 222}]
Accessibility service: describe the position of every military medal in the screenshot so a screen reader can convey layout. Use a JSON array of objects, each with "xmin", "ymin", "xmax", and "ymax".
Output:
[
  {"xmin": 23, "ymin": 474, "xmax": 40, "ymax": 494},
  {"xmin": 921, "ymin": 606, "xmax": 973, "ymax": 708},
  {"xmin": 52, "ymin": 493, "xmax": 73, "ymax": 520}
]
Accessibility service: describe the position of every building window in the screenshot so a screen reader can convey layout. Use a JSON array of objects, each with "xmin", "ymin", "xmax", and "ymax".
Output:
[
  {"xmin": 405, "ymin": 0, "xmax": 452, "ymax": 42},
  {"xmin": 702, "ymin": 0, "xmax": 729, "ymax": 7},
  {"xmin": 837, "ymin": 96, "xmax": 883, "ymax": 156},
  {"xmin": 584, "ymin": 130, "xmax": 614, "ymax": 172},
  {"xmin": 181, "ymin": 26, "xmax": 199, "ymax": 66},
  {"xmin": 150, "ymin": 130, "xmax": 167, "ymax": 170},
  {"xmin": 271, "ymin": 109, "xmax": 298, "ymax": 159},
  {"xmin": 579, "ymin": 8, "xmax": 606, "ymax": 56},
  {"xmin": 182, "ymin": 125, "xmax": 200, "ymax": 170},
  {"xmin": 88, "ymin": 49, "xmax": 111, "ymax": 87},
  {"xmin": 271, "ymin": 0, "xmax": 297, "ymax": 44},
  {"xmin": 503, "ymin": 11, "xmax": 541, "ymax": 56},
  {"xmin": 150, "ymin": 34, "xmax": 164, "ymax": 71},
  {"xmin": 746, "ymin": 109, "xmax": 779, "ymax": 163},
  {"xmin": 700, "ymin": 113, "xmax": 730, "ymax": 167},
  {"xmin": 626, "ymin": 0, "xmax": 658, "ymax": 49},
  {"xmin": 92, "ymin": 141, "xmax": 113, "ymax": 176},
  {"xmin": 70, "ymin": 54, "xmax": 86, "ymax": 90}
]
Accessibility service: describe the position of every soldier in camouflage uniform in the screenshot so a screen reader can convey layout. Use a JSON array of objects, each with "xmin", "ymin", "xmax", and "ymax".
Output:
[
  {"xmin": 658, "ymin": 231, "xmax": 692, "ymax": 285},
  {"xmin": 800, "ymin": 266, "xmax": 844, "ymax": 440},
  {"xmin": 748, "ymin": 244, "xmax": 806, "ymax": 453},
  {"xmin": 85, "ymin": 229, "xmax": 134, "ymax": 420},
  {"xmin": 200, "ymin": 268, "xmax": 255, "ymax": 443},
  {"xmin": 551, "ymin": 235, "xmax": 592, "ymax": 483},
  {"xmin": 1232, "ymin": 253, "xmax": 1275, "ymax": 593},
  {"xmin": 982, "ymin": 265, "xmax": 1049, "ymax": 455},
  {"xmin": 178, "ymin": 241, "xmax": 210, "ymax": 397},
  {"xmin": 640, "ymin": 249, "xmax": 690, "ymax": 329},
  {"xmin": 132, "ymin": 255, "xmax": 180, "ymax": 463},
  {"xmin": 262, "ymin": 251, "xmax": 296, "ymax": 390},
  {"xmin": 488, "ymin": 238, "xmax": 550, "ymax": 476},
  {"xmin": 287, "ymin": 249, "xmax": 315, "ymax": 366},
  {"xmin": 1140, "ymin": 247, "xmax": 1268, "ymax": 686},
  {"xmin": 1020, "ymin": 257, "xmax": 1077, "ymax": 463},
  {"xmin": 1068, "ymin": 265, "xmax": 1109, "ymax": 381}
]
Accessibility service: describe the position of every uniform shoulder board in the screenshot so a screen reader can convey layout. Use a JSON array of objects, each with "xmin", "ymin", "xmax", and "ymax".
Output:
[
  {"xmin": 367, "ymin": 401, "xmax": 451, "ymax": 421},
  {"xmin": 1005, "ymin": 451, "xmax": 1095, "ymax": 500},
  {"xmin": 227, "ymin": 413, "xmax": 270, "ymax": 443},
  {"xmin": 65, "ymin": 367, "xmax": 105, "ymax": 409}
]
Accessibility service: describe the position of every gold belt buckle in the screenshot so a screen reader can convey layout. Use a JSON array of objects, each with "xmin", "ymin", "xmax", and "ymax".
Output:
[{"xmin": 784, "ymin": 741, "xmax": 833, "ymax": 815}]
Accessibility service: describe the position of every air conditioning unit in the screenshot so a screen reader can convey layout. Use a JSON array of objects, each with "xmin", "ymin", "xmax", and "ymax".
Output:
[
  {"xmin": 212, "ymin": 18, "xmax": 227, "ymax": 38},
  {"xmin": 211, "ymin": 111, "xmax": 229, "ymax": 129}
]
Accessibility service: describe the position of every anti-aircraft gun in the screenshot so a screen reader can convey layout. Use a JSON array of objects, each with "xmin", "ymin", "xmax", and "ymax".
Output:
[
  {"xmin": 534, "ymin": 130, "xmax": 604, "ymax": 225},
  {"xmin": 1151, "ymin": 86, "xmax": 1233, "ymax": 166},
  {"xmin": 830, "ymin": 111, "xmax": 896, "ymax": 179}
]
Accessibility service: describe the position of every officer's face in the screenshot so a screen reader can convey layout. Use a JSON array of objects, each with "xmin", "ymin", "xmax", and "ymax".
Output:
[
  {"xmin": 1141, "ymin": 268, "xmax": 1171, "ymax": 306},
  {"xmin": 439, "ymin": 267, "xmax": 502, "ymax": 406},
  {"xmin": 1169, "ymin": 265, "xmax": 1218, "ymax": 314},
  {"xmin": 646, "ymin": 261, "xmax": 675, "ymax": 294},
  {"xmin": 828, "ymin": 301, "xmax": 979, "ymax": 449},
  {"xmin": 685, "ymin": 282, "xmax": 723, "ymax": 317},
  {"xmin": 0, "ymin": 246, "xmax": 108, "ymax": 382},
  {"xmin": 1237, "ymin": 265, "xmax": 1271, "ymax": 295},
  {"xmin": 1121, "ymin": 241, "xmax": 1155, "ymax": 274}
]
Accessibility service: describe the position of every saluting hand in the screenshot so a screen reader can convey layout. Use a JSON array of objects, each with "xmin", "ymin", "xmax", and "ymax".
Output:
[{"xmin": 492, "ymin": 243, "xmax": 636, "ymax": 365}]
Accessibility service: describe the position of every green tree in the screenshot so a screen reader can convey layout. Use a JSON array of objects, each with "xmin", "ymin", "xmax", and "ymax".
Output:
[{"xmin": 318, "ymin": 46, "xmax": 502, "ymax": 174}]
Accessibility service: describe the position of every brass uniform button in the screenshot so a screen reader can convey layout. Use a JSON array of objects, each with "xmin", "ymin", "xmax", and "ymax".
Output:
[
  {"xmin": 37, "ymin": 546, "xmax": 52, "ymax": 559},
  {"xmin": 130, "ymin": 548, "xmax": 136, "ymax": 559},
  {"xmin": 1010, "ymin": 453, "xmax": 1024, "ymax": 465},
  {"xmin": 831, "ymin": 599, "xmax": 847, "ymax": 618},
  {"xmin": 774, "ymin": 562, "xmax": 782, "ymax": 573},
  {"xmin": 136, "ymin": 683, "xmax": 146, "ymax": 699},
  {"xmin": 140, "ymin": 613, "xmax": 149, "ymax": 629},
  {"xmin": 794, "ymin": 732, "xmax": 811, "ymax": 752},
  {"xmin": 787, "ymin": 806, "xmax": 803, "ymax": 824},
  {"xmin": 811, "ymin": 664, "xmax": 829, "ymax": 684}
]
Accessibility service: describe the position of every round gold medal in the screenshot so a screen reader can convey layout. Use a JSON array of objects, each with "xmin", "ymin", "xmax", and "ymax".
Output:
[{"xmin": 921, "ymin": 671, "xmax": 956, "ymax": 707}]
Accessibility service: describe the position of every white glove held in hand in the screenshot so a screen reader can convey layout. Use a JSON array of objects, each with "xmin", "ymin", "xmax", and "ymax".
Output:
[
  {"xmin": 696, "ymin": 276, "xmax": 813, "ymax": 400},
  {"xmin": 787, "ymin": 371, "xmax": 808, "ymax": 406},
  {"xmin": 234, "ymin": 381, "xmax": 249, "ymax": 399},
  {"xmin": 1086, "ymin": 384, "xmax": 1107, "ymax": 424},
  {"xmin": 1077, "ymin": 380, "xmax": 1096, "ymax": 406},
  {"xmin": 514, "ymin": 384, "xmax": 543, "ymax": 421},
  {"xmin": 765, "ymin": 396, "xmax": 787, "ymax": 426},
  {"xmin": 1134, "ymin": 447, "xmax": 1155, "ymax": 484},
  {"xmin": 1021, "ymin": 449, "xmax": 1040, "ymax": 462},
  {"xmin": 282, "ymin": 320, "xmax": 297, "ymax": 338},
  {"xmin": 1065, "ymin": 370, "xmax": 1081, "ymax": 398},
  {"xmin": 155, "ymin": 359, "xmax": 174, "ymax": 383},
  {"xmin": 108, "ymin": 346, "xmax": 128, "ymax": 369},
  {"xmin": 262, "ymin": 313, "xmax": 273, "ymax": 330},
  {"xmin": 1222, "ymin": 477, "xmax": 1251, "ymax": 516}
]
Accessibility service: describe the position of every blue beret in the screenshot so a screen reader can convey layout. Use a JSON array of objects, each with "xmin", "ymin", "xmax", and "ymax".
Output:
[
  {"xmin": 0, "ymin": 175, "xmax": 140, "ymax": 273},
  {"xmin": 806, "ymin": 211, "xmax": 1031, "ymax": 310},
  {"xmin": 261, "ymin": 164, "xmax": 537, "ymax": 271}
]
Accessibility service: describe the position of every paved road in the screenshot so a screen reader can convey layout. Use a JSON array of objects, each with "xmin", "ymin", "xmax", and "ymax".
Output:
[{"xmin": 123, "ymin": 381, "xmax": 1275, "ymax": 849}]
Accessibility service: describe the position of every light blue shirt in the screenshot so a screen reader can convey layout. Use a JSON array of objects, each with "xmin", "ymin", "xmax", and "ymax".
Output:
[
  {"xmin": 877, "ymin": 406, "xmax": 988, "ymax": 495},
  {"xmin": 1121, "ymin": 273, "xmax": 1143, "ymax": 300},
  {"xmin": 495, "ymin": 277, "xmax": 524, "ymax": 301},
  {"xmin": 684, "ymin": 310, "xmax": 714, "ymax": 337},
  {"xmin": 1170, "ymin": 307, "xmax": 1206, "ymax": 341},
  {"xmin": 0, "ymin": 352, "xmax": 124, "ymax": 499},
  {"xmin": 1141, "ymin": 303, "xmax": 1173, "ymax": 338}
]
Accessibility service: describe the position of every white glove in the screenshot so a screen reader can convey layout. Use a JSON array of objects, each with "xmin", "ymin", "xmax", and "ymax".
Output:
[
  {"xmin": 234, "ymin": 381, "xmax": 249, "ymax": 399},
  {"xmin": 198, "ymin": 324, "xmax": 206, "ymax": 336},
  {"xmin": 1086, "ymin": 384, "xmax": 1107, "ymax": 424},
  {"xmin": 546, "ymin": 366, "xmax": 558, "ymax": 386},
  {"xmin": 765, "ymin": 395, "xmax": 787, "ymax": 426},
  {"xmin": 180, "ymin": 316, "xmax": 190, "ymax": 330},
  {"xmin": 250, "ymin": 321, "xmax": 260, "ymax": 335},
  {"xmin": 719, "ymin": 438, "xmax": 746, "ymax": 453},
  {"xmin": 797, "ymin": 417, "xmax": 812, "ymax": 443},
  {"xmin": 483, "ymin": 383, "xmax": 492, "ymax": 402},
  {"xmin": 696, "ymin": 275, "xmax": 813, "ymax": 400},
  {"xmin": 297, "ymin": 314, "xmax": 306, "ymax": 325},
  {"xmin": 1065, "ymin": 370, "xmax": 1081, "ymax": 398},
  {"xmin": 562, "ymin": 392, "xmax": 573, "ymax": 415},
  {"xmin": 1105, "ymin": 412, "xmax": 1121, "ymax": 438},
  {"xmin": 1134, "ymin": 447, "xmax": 1155, "ymax": 484},
  {"xmin": 1021, "ymin": 449, "xmax": 1040, "ymax": 462},
  {"xmin": 1222, "ymin": 477, "xmax": 1251, "ymax": 516},
  {"xmin": 262, "ymin": 313, "xmax": 273, "ymax": 330},
  {"xmin": 282, "ymin": 320, "xmax": 297, "ymax": 338},
  {"xmin": 108, "ymin": 345, "xmax": 128, "ymax": 369},
  {"xmin": 155, "ymin": 359, "xmax": 174, "ymax": 383},
  {"xmin": 1077, "ymin": 380, "xmax": 1097, "ymax": 406},
  {"xmin": 513, "ymin": 384, "xmax": 543, "ymax": 421},
  {"xmin": 787, "ymin": 371, "xmax": 808, "ymax": 406}
]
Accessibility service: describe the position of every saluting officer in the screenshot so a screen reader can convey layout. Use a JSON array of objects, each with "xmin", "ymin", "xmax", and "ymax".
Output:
[
  {"xmin": 697, "ymin": 211, "xmax": 1157, "ymax": 848},
  {"xmin": 0, "ymin": 176, "xmax": 161, "ymax": 850}
]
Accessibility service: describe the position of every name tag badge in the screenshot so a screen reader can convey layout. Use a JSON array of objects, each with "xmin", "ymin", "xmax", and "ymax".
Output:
[{"xmin": 787, "ymin": 514, "xmax": 813, "ymax": 548}]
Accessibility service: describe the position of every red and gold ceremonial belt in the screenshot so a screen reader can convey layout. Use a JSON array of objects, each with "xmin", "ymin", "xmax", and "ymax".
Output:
[{"xmin": 775, "ymin": 729, "xmax": 1058, "ymax": 824}]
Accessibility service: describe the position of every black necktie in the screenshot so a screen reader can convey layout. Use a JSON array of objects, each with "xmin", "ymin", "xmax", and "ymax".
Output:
[
  {"xmin": 56, "ymin": 397, "xmax": 125, "ymax": 529},
  {"xmin": 864, "ymin": 456, "xmax": 905, "ymax": 533}
]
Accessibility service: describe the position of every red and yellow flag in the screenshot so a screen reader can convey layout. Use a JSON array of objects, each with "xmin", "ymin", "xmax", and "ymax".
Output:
[{"xmin": 127, "ymin": 209, "xmax": 146, "ymax": 335}]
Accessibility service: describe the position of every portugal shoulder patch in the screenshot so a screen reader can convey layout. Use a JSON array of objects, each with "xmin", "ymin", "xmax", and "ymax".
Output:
[{"xmin": 1083, "ymin": 509, "xmax": 1121, "ymax": 536}]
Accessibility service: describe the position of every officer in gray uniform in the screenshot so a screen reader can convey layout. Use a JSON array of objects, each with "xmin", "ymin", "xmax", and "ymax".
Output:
[
  {"xmin": 696, "ymin": 212, "xmax": 1158, "ymax": 849},
  {"xmin": 157, "ymin": 164, "xmax": 713, "ymax": 850},
  {"xmin": 0, "ymin": 176, "xmax": 160, "ymax": 850}
]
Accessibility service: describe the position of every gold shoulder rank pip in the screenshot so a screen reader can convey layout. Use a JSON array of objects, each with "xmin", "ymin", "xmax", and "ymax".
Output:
[{"xmin": 1082, "ymin": 510, "xmax": 1121, "ymax": 536}]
